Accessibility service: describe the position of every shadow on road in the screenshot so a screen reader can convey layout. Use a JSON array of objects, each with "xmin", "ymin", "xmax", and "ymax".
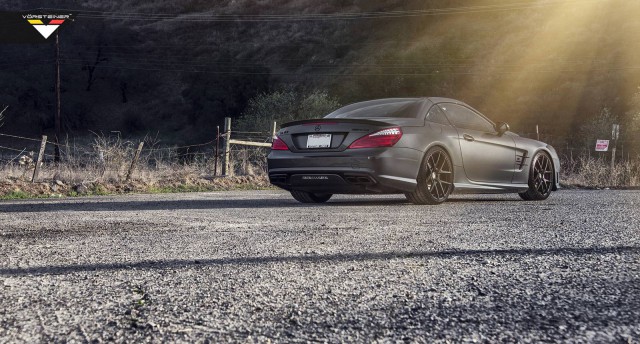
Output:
[
  {"xmin": 0, "ymin": 198, "xmax": 287, "ymax": 213},
  {"xmin": 0, "ymin": 196, "xmax": 525, "ymax": 213},
  {"xmin": 1, "ymin": 246, "xmax": 637, "ymax": 277}
]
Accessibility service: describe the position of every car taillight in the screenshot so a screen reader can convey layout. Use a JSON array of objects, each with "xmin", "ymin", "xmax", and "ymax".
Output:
[
  {"xmin": 348, "ymin": 127, "xmax": 403, "ymax": 149},
  {"xmin": 271, "ymin": 136, "xmax": 289, "ymax": 150}
]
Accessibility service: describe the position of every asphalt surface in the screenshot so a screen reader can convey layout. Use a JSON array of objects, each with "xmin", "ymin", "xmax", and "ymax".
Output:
[{"xmin": 0, "ymin": 190, "xmax": 638, "ymax": 343}]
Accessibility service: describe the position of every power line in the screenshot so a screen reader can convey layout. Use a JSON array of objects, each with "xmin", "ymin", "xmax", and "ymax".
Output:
[
  {"xmin": 58, "ymin": 56, "xmax": 476, "ymax": 69},
  {"xmin": 58, "ymin": 61, "xmax": 640, "ymax": 77},
  {"xmin": 34, "ymin": 0, "xmax": 602, "ymax": 22},
  {"xmin": 57, "ymin": 52, "xmax": 621, "ymax": 69}
]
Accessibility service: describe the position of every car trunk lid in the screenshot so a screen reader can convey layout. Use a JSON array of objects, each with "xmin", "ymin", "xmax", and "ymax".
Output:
[{"xmin": 277, "ymin": 118, "xmax": 398, "ymax": 153}]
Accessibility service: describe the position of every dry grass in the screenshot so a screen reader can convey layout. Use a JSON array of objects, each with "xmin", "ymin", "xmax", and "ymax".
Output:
[
  {"xmin": 0, "ymin": 134, "xmax": 271, "ymax": 199},
  {"xmin": 4, "ymin": 134, "xmax": 640, "ymax": 199},
  {"xmin": 561, "ymin": 155, "xmax": 640, "ymax": 188}
]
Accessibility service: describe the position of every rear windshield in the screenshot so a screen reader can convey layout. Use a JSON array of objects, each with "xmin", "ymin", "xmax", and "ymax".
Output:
[{"xmin": 325, "ymin": 99, "xmax": 424, "ymax": 119}]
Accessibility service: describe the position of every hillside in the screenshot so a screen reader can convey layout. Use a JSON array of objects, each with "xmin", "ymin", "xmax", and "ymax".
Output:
[{"xmin": 1, "ymin": 0, "xmax": 639, "ymax": 147}]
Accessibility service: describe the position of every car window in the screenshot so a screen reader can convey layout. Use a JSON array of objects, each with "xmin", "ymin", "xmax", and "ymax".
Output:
[
  {"xmin": 425, "ymin": 105, "xmax": 451, "ymax": 125},
  {"xmin": 438, "ymin": 103, "xmax": 495, "ymax": 132},
  {"xmin": 326, "ymin": 100, "xmax": 423, "ymax": 119}
]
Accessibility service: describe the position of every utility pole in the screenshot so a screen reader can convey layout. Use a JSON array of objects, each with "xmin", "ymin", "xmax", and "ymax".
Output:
[{"xmin": 54, "ymin": 31, "xmax": 61, "ymax": 162}]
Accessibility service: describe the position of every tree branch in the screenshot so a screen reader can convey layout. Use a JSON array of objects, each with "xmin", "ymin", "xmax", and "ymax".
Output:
[{"xmin": 0, "ymin": 105, "xmax": 7, "ymax": 128}]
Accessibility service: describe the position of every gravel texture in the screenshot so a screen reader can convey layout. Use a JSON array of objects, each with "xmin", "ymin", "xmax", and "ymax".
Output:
[{"xmin": 0, "ymin": 190, "xmax": 639, "ymax": 343}]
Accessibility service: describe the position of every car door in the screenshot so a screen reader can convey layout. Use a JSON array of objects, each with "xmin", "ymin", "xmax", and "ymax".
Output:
[{"xmin": 438, "ymin": 103, "xmax": 516, "ymax": 184}]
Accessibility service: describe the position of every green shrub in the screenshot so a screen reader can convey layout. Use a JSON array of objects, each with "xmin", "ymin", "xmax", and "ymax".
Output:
[{"xmin": 236, "ymin": 90, "xmax": 340, "ymax": 132}]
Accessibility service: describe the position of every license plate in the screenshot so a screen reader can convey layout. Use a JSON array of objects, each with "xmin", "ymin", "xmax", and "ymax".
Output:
[{"xmin": 307, "ymin": 134, "xmax": 332, "ymax": 148}]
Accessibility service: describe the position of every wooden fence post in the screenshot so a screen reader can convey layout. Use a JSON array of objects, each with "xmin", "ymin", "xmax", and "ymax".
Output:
[
  {"xmin": 222, "ymin": 117, "xmax": 231, "ymax": 176},
  {"xmin": 271, "ymin": 121, "xmax": 277, "ymax": 141},
  {"xmin": 126, "ymin": 142, "xmax": 144, "ymax": 182},
  {"xmin": 31, "ymin": 135, "xmax": 47, "ymax": 183},
  {"xmin": 214, "ymin": 125, "xmax": 220, "ymax": 176}
]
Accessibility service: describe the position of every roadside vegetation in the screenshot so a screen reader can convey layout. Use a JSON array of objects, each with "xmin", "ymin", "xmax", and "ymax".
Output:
[
  {"xmin": 2, "ymin": 87, "xmax": 640, "ymax": 200},
  {"xmin": 0, "ymin": 132, "xmax": 272, "ymax": 200}
]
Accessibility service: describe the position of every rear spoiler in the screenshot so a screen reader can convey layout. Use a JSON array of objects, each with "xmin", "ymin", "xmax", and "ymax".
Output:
[{"xmin": 281, "ymin": 118, "xmax": 394, "ymax": 128}]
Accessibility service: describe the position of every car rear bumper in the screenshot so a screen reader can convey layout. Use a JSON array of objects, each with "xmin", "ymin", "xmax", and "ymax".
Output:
[{"xmin": 267, "ymin": 147, "xmax": 422, "ymax": 194}]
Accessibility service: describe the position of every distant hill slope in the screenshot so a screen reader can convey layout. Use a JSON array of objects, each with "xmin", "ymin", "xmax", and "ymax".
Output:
[{"xmin": 1, "ymin": 0, "xmax": 638, "ymax": 145}]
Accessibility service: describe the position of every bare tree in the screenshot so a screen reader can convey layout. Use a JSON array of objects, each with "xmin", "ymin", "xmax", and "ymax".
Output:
[
  {"xmin": 0, "ymin": 105, "xmax": 7, "ymax": 128},
  {"xmin": 82, "ymin": 48, "xmax": 108, "ymax": 91}
]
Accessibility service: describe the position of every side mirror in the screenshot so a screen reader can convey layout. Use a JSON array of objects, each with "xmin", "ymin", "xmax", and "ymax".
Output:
[{"xmin": 495, "ymin": 122, "xmax": 510, "ymax": 136}]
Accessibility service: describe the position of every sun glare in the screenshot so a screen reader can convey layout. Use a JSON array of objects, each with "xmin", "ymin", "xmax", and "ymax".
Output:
[{"xmin": 450, "ymin": 0, "xmax": 624, "ymax": 133}]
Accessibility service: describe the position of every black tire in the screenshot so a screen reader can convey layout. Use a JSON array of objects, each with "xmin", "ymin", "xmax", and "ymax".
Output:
[
  {"xmin": 519, "ymin": 151, "xmax": 554, "ymax": 201},
  {"xmin": 405, "ymin": 146, "xmax": 454, "ymax": 205},
  {"xmin": 290, "ymin": 190, "xmax": 333, "ymax": 203}
]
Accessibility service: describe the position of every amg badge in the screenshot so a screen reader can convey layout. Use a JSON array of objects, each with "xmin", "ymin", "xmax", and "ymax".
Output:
[{"xmin": 302, "ymin": 176, "xmax": 329, "ymax": 180}]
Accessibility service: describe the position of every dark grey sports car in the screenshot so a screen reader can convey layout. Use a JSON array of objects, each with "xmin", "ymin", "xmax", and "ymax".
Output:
[{"xmin": 268, "ymin": 97, "xmax": 560, "ymax": 204}]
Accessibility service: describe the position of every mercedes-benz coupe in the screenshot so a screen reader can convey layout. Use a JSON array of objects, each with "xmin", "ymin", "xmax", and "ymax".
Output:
[{"xmin": 268, "ymin": 97, "xmax": 560, "ymax": 204}]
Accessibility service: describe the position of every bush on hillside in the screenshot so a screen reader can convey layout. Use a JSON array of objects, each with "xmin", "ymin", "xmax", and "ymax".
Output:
[{"xmin": 236, "ymin": 90, "xmax": 340, "ymax": 132}]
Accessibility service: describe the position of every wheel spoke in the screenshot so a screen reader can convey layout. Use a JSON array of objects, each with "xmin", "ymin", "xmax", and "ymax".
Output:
[
  {"xmin": 542, "ymin": 158, "xmax": 549, "ymax": 173},
  {"xmin": 438, "ymin": 154, "xmax": 447, "ymax": 171},
  {"xmin": 436, "ymin": 181, "xmax": 444, "ymax": 199},
  {"xmin": 441, "ymin": 180, "xmax": 449, "ymax": 196}
]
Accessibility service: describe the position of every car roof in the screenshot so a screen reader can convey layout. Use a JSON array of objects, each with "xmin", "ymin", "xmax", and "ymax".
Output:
[
  {"xmin": 326, "ymin": 97, "xmax": 473, "ymax": 118},
  {"xmin": 325, "ymin": 98, "xmax": 426, "ymax": 118},
  {"xmin": 426, "ymin": 97, "xmax": 468, "ymax": 105}
]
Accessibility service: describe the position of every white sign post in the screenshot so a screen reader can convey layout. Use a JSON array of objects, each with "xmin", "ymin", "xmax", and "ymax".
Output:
[
  {"xmin": 595, "ymin": 140, "xmax": 609, "ymax": 152},
  {"xmin": 610, "ymin": 124, "xmax": 620, "ymax": 171}
]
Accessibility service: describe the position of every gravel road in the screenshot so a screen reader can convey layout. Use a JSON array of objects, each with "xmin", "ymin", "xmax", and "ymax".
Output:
[{"xmin": 0, "ymin": 190, "xmax": 639, "ymax": 342}]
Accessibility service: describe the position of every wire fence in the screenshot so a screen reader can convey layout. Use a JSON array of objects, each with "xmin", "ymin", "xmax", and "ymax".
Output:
[
  {"xmin": 1, "ymin": 127, "xmax": 638, "ymax": 185},
  {"xmin": 0, "ymin": 128, "xmax": 273, "ymax": 183},
  {"xmin": 517, "ymin": 132, "xmax": 640, "ymax": 163}
]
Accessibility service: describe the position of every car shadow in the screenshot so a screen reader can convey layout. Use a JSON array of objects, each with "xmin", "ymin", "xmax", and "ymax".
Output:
[
  {"xmin": 0, "ymin": 195, "xmax": 527, "ymax": 213},
  {"xmin": 0, "ymin": 198, "xmax": 287, "ymax": 213},
  {"xmin": 1, "ymin": 246, "xmax": 637, "ymax": 277}
]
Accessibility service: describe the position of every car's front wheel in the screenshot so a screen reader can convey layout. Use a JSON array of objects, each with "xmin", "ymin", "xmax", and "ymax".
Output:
[
  {"xmin": 405, "ymin": 146, "xmax": 454, "ymax": 205},
  {"xmin": 290, "ymin": 190, "xmax": 333, "ymax": 203},
  {"xmin": 519, "ymin": 151, "xmax": 554, "ymax": 201}
]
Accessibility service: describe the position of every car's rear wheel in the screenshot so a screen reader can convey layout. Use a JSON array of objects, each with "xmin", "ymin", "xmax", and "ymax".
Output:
[
  {"xmin": 290, "ymin": 190, "xmax": 333, "ymax": 203},
  {"xmin": 405, "ymin": 146, "xmax": 454, "ymax": 205},
  {"xmin": 519, "ymin": 151, "xmax": 554, "ymax": 201}
]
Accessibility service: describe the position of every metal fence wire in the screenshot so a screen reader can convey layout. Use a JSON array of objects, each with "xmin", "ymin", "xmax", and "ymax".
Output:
[
  {"xmin": 1, "ymin": 123, "xmax": 639, "ymax": 183},
  {"xmin": 0, "ymin": 127, "xmax": 273, "ymax": 181}
]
